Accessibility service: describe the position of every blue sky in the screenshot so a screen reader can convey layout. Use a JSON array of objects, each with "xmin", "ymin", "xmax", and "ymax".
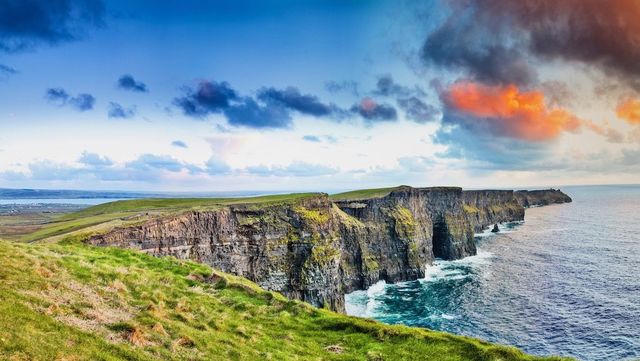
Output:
[{"xmin": 1, "ymin": 0, "xmax": 639, "ymax": 191}]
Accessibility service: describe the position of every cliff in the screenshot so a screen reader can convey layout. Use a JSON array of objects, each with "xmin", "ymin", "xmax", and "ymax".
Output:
[
  {"xmin": 86, "ymin": 186, "xmax": 571, "ymax": 312},
  {"xmin": 514, "ymin": 189, "xmax": 573, "ymax": 207}
]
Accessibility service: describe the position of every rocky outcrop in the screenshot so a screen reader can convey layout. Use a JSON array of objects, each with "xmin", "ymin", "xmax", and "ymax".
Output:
[
  {"xmin": 87, "ymin": 186, "xmax": 571, "ymax": 312},
  {"xmin": 514, "ymin": 189, "xmax": 573, "ymax": 207}
]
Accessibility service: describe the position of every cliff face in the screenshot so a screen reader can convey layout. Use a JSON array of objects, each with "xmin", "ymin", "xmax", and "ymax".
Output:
[
  {"xmin": 514, "ymin": 189, "xmax": 573, "ymax": 207},
  {"xmin": 87, "ymin": 186, "xmax": 570, "ymax": 312},
  {"xmin": 462, "ymin": 190, "xmax": 525, "ymax": 232}
]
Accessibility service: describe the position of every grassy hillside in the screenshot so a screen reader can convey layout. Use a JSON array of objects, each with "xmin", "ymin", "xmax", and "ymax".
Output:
[{"xmin": 0, "ymin": 238, "xmax": 571, "ymax": 361}]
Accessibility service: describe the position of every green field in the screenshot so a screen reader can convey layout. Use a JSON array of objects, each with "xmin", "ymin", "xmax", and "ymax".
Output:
[
  {"xmin": 329, "ymin": 187, "xmax": 399, "ymax": 201},
  {"xmin": 0, "ymin": 238, "xmax": 571, "ymax": 361}
]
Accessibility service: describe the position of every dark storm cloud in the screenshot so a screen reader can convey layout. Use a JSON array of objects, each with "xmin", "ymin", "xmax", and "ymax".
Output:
[
  {"xmin": 0, "ymin": 0, "xmax": 105, "ymax": 52},
  {"xmin": 117, "ymin": 74, "xmax": 148, "ymax": 92},
  {"xmin": 45, "ymin": 87, "xmax": 94, "ymax": 111},
  {"xmin": 108, "ymin": 102, "xmax": 135, "ymax": 118},
  {"xmin": 423, "ymin": 0, "xmax": 640, "ymax": 89},
  {"xmin": 421, "ymin": 13, "xmax": 536, "ymax": 86},
  {"xmin": 351, "ymin": 98, "xmax": 397, "ymax": 123},
  {"xmin": 257, "ymin": 86, "xmax": 336, "ymax": 117}
]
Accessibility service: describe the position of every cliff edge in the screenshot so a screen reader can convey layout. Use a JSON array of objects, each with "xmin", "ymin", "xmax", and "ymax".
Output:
[{"xmin": 82, "ymin": 186, "xmax": 571, "ymax": 312}]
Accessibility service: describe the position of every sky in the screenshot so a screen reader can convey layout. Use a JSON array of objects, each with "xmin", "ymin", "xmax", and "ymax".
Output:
[{"xmin": 0, "ymin": 0, "xmax": 639, "ymax": 192}]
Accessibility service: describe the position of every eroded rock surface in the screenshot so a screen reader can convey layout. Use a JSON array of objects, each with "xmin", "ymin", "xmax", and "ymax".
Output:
[{"xmin": 88, "ymin": 186, "xmax": 571, "ymax": 312}]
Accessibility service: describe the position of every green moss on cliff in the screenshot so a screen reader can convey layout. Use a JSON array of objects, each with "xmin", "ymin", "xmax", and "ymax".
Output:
[
  {"xmin": 390, "ymin": 206, "xmax": 416, "ymax": 239},
  {"xmin": 294, "ymin": 206, "xmax": 331, "ymax": 226},
  {"xmin": 463, "ymin": 204, "xmax": 480, "ymax": 214}
]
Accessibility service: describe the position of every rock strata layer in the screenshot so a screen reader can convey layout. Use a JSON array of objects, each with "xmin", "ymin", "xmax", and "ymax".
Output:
[{"xmin": 88, "ymin": 186, "xmax": 571, "ymax": 312}]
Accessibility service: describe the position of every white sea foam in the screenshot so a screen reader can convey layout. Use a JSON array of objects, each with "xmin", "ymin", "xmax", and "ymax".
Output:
[{"xmin": 344, "ymin": 280, "xmax": 387, "ymax": 317}]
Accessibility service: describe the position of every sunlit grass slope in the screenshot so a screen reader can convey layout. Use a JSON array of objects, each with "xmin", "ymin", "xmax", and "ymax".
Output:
[{"xmin": 0, "ymin": 238, "xmax": 571, "ymax": 361}]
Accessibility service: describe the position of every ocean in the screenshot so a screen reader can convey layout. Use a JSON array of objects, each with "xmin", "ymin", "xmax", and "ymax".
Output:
[{"xmin": 345, "ymin": 185, "xmax": 640, "ymax": 361}]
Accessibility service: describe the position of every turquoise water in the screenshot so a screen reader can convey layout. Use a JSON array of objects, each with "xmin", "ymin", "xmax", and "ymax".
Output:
[{"xmin": 345, "ymin": 185, "xmax": 640, "ymax": 361}]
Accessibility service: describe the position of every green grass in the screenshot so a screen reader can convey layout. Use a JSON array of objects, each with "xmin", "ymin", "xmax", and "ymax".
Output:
[
  {"xmin": 17, "ymin": 193, "xmax": 319, "ymax": 243},
  {"xmin": 329, "ymin": 187, "xmax": 400, "ymax": 201},
  {"xmin": 0, "ymin": 238, "xmax": 571, "ymax": 361}
]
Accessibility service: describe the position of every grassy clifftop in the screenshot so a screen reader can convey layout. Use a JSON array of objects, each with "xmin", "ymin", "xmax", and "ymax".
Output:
[
  {"xmin": 0, "ymin": 238, "xmax": 570, "ymax": 361},
  {"xmin": 17, "ymin": 193, "xmax": 320, "ymax": 243}
]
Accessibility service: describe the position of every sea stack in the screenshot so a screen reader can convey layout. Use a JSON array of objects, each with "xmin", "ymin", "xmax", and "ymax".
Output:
[{"xmin": 491, "ymin": 224, "xmax": 500, "ymax": 233}]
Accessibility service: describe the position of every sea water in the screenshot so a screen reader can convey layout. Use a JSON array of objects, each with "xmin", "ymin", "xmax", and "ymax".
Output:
[{"xmin": 345, "ymin": 185, "xmax": 640, "ymax": 361}]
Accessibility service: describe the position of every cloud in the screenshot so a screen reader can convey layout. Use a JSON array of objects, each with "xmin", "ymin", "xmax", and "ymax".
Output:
[
  {"xmin": 423, "ymin": 0, "xmax": 640, "ymax": 89},
  {"xmin": 175, "ymin": 81, "xmax": 347, "ymax": 129},
  {"xmin": 621, "ymin": 148, "xmax": 640, "ymax": 166},
  {"xmin": 126, "ymin": 154, "xmax": 186, "ymax": 173},
  {"xmin": 245, "ymin": 161, "xmax": 338, "ymax": 177},
  {"xmin": 205, "ymin": 157, "xmax": 231, "ymax": 175},
  {"xmin": 421, "ymin": 6, "xmax": 536, "ymax": 86},
  {"xmin": 171, "ymin": 140, "xmax": 188, "ymax": 148},
  {"xmin": 441, "ymin": 81, "xmax": 583, "ymax": 141},
  {"xmin": 302, "ymin": 135, "xmax": 338, "ymax": 143},
  {"xmin": 617, "ymin": 98, "xmax": 640, "ymax": 125},
  {"xmin": 397, "ymin": 96, "xmax": 438, "ymax": 124},
  {"xmin": 78, "ymin": 151, "xmax": 112, "ymax": 167},
  {"xmin": 45, "ymin": 88, "xmax": 69, "ymax": 104},
  {"xmin": 108, "ymin": 102, "xmax": 135, "ymax": 119},
  {"xmin": 351, "ymin": 98, "xmax": 397, "ymax": 123},
  {"xmin": 257, "ymin": 86, "xmax": 337, "ymax": 117},
  {"xmin": 325, "ymin": 80, "xmax": 359, "ymax": 96},
  {"xmin": 0, "ymin": 0, "xmax": 105, "ymax": 52},
  {"xmin": 432, "ymin": 81, "xmax": 618, "ymax": 169},
  {"xmin": 397, "ymin": 156, "xmax": 436, "ymax": 172},
  {"xmin": 174, "ymin": 80, "xmax": 238, "ymax": 117},
  {"xmin": 68, "ymin": 93, "xmax": 95, "ymax": 111},
  {"xmin": 0, "ymin": 153, "xmax": 201, "ymax": 183},
  {"xmin": 117, "ymin": 74, "xmax": 148, "ymax": 92},
  {"xmin": 0, "ymin": 64, "xmax": 17, "ymax": 76},
  {"xmin": 45, "ymin": 88, "xmax": 94, "ymax": 111},
  {"xmin": 374, "ymin": 75, "xmax": 424, "ymax": 98},
  {"xmin": 371, "ymin": 75, "xmax": 436, "ymax": 124},
  {"xmin": 223, "ymin": 97, "xmax": 291, "ymax": 129},
  {"xmin": 302, "ymin": 135, "xmax": 321, "ymax": 142}
]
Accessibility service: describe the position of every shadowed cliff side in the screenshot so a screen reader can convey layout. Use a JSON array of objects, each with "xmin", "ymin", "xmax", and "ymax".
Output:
[
  {"xmin": 515, "ymin": 189, "xmax": 573, "ymax": 207},
  {"xmin": 86, "ymin": 186, "xmax": 571, "ymax": 312}
]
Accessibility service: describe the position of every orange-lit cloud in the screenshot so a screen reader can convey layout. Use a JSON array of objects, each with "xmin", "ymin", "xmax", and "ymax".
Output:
[
  {"xmin": 616, "ymin": 98, "xmax": 640, "ymax": 125},
  {"xmin": 443, "ymin": 82, "xmax": 584, "ymax": 141}
]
